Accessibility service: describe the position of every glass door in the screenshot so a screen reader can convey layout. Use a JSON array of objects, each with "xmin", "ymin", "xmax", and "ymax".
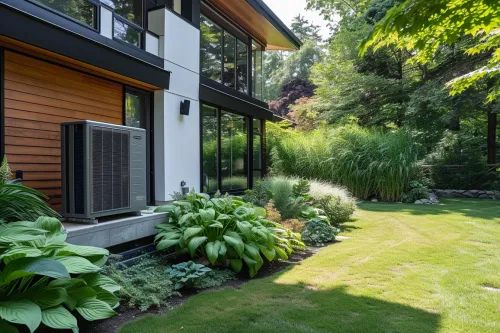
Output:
[{"xmin": 124, "ymin": 86, "xmax": 154, "ymax": 205}]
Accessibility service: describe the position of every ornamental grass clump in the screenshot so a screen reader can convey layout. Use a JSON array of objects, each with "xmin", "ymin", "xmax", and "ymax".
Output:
[
  {"xmin": 154, "ymin": 192, "xmax": 304, "ymax": 278},
  {"xmin": 268, "ymin": 123, "xmax": 419, "ymax": 201}
]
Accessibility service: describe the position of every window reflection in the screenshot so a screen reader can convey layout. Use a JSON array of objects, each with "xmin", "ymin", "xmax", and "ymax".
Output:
[
  {"xmin": 252, "ymin": 42, "xmax": 264, "ymax": 100},
  {"xmin": 237, "ymin": 40, "xmax": 248, "ymax": 93},
  {"xmin": 253, "ymin": 119, "xmax": 263, "ymax": 185},
  {"xmin": 223, "ymin": 32, "xmax": 236, "ymax": 89},
  {"xmin": 125, "ymin": 93, "xmax": 146, "ymax": 128},
  {"xmin": 200, "ymin": 15, "xmax": 222, "ymax": 83},
  {"xmin": 202, "ymin": 105, "xmax": 219, "ymax": 193},
  {"xmin": 35, "ymin": 0, "xmax": 96, "ymax": 27},
  {"xmin": 102, "ymin": 0, "xmax": 143, "ymax": 26},
  {"xmin": 221, "ymin": 111, "xmax": 248, "ymax": 191},
  {"xmin": 114, "ymin": 18, "xmax": 141, "ymax": 47}
]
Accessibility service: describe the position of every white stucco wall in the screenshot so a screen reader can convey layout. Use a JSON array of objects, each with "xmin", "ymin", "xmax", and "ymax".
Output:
[{"xmin": 149, "ymin": 8, "xmax": 201, "ymax": 202}]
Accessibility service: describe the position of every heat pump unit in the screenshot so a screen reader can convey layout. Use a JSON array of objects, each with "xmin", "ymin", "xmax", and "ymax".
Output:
[{"xmin": 61, "ymin": 121, "xmax": 147, "ymax": 223}]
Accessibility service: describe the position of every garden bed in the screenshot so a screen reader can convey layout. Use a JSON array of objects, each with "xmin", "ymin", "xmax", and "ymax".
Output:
[{"xmin": 77, "ymin": 248, "xmax": 318, "ymax": 333}]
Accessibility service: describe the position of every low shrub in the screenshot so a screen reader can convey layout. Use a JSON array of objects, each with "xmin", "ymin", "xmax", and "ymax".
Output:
[
  {"xmin": 167, "ymin": 261, "xmax": 212, "ymax": 289},
  {"xmin": 154, "ymin": 192, "xmax": 305, "ymax": 278},
  {"xmin": 314, "ymin": 195, "xmax": 355, "ymax": 226},
  {"xmin": 0, "ymin": 217, "xmax": 120, "ymax": 332},
  {"xmin": 264, "ymin": 200, "xmax": 281, "ymax": 223},
  {"xmin": 105, "ymin": 256, "xmax": 179, "ymax": 312},
  {"xmin": 192, "ymin": 269, "xmax": 236, "ymax": 289},
  {"xmin": 281, "ymin": 219, "xmax": 306, "ymax": 233},
  {"xmin": 400, "ymin": 180, "xmax": 430, "ymax": 203},
  {"xmin": 302, "ymin": 219, "xmax": 340, "ymax": 246},
  {"xmin": 245, "ymin": 177, "xmax": 309, "ymax": 219}
]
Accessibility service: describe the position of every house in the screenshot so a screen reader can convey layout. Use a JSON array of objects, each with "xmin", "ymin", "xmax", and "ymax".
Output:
[{"xmin": 0, "ymin": 0, "xmax": 301, "ymax": 246}]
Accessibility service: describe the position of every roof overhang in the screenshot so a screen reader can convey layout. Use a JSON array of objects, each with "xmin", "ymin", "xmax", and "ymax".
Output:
[{"xmin": 205, "ymin": 0, "xmax": 302, "ymax": 50}]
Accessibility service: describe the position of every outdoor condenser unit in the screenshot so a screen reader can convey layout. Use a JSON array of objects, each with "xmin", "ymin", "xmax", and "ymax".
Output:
[{"xmin": 61, "ymin": 121, "xmax": 147, "ymax": 223}]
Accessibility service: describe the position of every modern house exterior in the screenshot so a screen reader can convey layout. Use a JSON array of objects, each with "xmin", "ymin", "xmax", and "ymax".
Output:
[{"xmin": 0, "ymin": 0, "xmax": 301, "ymax": 215}]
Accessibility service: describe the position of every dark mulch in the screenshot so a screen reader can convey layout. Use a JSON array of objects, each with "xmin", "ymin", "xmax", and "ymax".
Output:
[{"xmin": 80, "ymin": 247, "xmax": 319, "ymax": 333}]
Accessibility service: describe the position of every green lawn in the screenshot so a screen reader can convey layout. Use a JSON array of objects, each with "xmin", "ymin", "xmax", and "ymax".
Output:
[{"xmin": 119, "ymin": 199, "xmax": 500, "ymax": 333}]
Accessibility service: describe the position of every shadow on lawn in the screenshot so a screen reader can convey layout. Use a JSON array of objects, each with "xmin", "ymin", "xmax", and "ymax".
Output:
[
  {"xmin": 358, "ymin": 198, "xmax": 500, "ymax": 220},
  {"xmin": 119, "ymin": 282, "xmax": 441, "ymax": 333}
]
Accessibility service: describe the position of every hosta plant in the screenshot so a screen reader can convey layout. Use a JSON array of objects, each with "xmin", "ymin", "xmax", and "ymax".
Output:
[
  {"xmin": 301, "ymin": 218, "xmax": 340, "ymax": 246},
  {"xmin": 155, "ymin": 192, "xmax": 305, "ymax": 277},
  {"xmin": 166, "ymin": 261, "xmax": 211, "ymax": 289},
  {"xmin": 0, "ymin": 217, "xmax": 120, "ymax": 332}
]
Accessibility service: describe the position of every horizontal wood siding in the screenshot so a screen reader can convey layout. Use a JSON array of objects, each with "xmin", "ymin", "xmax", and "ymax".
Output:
[{"xmin": 4, "ymin": 51, "xmax": 123, "ymax": 210}]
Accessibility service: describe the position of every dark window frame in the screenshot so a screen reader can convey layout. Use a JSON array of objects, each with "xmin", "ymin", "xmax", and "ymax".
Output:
[
  {"xmin": 123, "ymin": 86, "xmax": 155, "ymax": 205},
  {"xmin": 27, "ymin": 0, "xmax": 100, "ymax": 31},
  {"xmin": 200, "ymin": 9, "xmax": 251, "ymax": 98},
  {"xmin": 200, "ymin": 101, "xmax": 264, "ymax": 195}
]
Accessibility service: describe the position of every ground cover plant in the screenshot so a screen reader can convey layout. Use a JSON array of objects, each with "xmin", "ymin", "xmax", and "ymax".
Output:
[
  {"xmin": 0, "ymin": 217, "xmax": 120, "ymax": 332},
  {"xmin": 154, "ymin": 192, "xmax": 305, "ymax": 278},
  {"xmin": 120, "ymin": 198, "xmax": 500, "ymax": 333}
]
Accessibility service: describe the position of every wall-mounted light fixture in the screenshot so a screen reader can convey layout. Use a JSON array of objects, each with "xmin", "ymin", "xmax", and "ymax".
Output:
[
  {"xmin": 181, "ymin": 180, "xmax": 189, "ymax": 196},
  {"xmin": 180, "ymin": 100, "xmax": 191, "ymax": 116}
]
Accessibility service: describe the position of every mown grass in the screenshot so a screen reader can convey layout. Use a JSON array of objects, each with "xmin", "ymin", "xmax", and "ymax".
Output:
[{"xmin": 119, "ymin": 199, "xmax": 500, "ymax": 333}]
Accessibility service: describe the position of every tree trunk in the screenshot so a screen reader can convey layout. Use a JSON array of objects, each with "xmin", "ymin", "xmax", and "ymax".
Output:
[{"xmin": 487, "ymin": 111, "xmax": 497, "ymax": 164}]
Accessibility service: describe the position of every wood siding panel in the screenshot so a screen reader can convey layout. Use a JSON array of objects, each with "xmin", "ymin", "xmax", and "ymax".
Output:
[{"xmin": 4, "ymin": 51, "xmax": 123, "ymax": 207}]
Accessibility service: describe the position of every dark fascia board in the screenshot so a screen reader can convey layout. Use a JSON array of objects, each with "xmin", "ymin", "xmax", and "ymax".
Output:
[
  {"xmin": 246, "ymin": 0, "xmax": 303, "ymax": 49},
  {"xmin": 200, "ymin": 79, "xmax": 273, "ymax": 121},
  {"xmin": 0, "ymin": 1, "xmax": 170, "ymax": 90}
]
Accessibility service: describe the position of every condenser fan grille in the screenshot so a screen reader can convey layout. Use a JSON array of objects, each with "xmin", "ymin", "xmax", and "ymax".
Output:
[{"xmin": 91, "ymin": 126, "xmax": 130, "ymax": 213}]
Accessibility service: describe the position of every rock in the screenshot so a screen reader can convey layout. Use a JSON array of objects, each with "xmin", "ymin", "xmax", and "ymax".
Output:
[
  {"xmin": 479, "ymin": 194, "xmax": 489, "ymax": 199},
  {"xmin": 371, "ymin": 199, "xmax": 378, "ymax": 202},
  {"xmin": 414, "ymin": 200, "xmax": 423, "ymax": 204},
  {"xmin": 428, "ymin": 193, "xmax": 440, "ymax": 204}
]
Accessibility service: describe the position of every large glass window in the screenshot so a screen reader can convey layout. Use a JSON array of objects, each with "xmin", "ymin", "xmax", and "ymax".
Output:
[
  {"xmin": 102, "ymin": 0, "xmax": 144, "ymax": 47},
  {"xmin": 200, "ymin": 15, "xmax": 223, "ymax": 83},
  {"xmin": 201, "ymin": 105, "xmax": 219, "ymax": 193},
  {"xmin": 237, "ymin": 40, "xmax": 248, "ymax": 94},
  {"xmin": 34, "ymin": 0, "xmax": 96, "ymax": 27},
  {"xmin": 223, "ymin": 32, "xmax": 236, "ymax": 89},
  {"xmin": 113, "ymin": 18, "xmax": 142, "ymax": 48},
  {"xmin": 253, "ymin": 119, "xmax": 263, "ymax": 184},
  {"xmin": 200, "ymin": 12, "xmax": 250, "ymax": 95},
  {"xmin": 221, "ymin": 111, "xmax": 248, "ymax": 191},
  {"xmin": 252, "ymin": 42, "xmax": 264, "ymax": 100},
  {"xmin": 202, "ymin": 104, "xmax": 265, "ymax": 194}
]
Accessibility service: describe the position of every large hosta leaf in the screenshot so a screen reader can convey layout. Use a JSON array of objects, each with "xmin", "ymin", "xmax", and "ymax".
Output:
[
  {"xmin": 0, "ymin": 258, "xmax": 69, "ymax": 286},
  {"xmin": 0, "ymin": 300, "xmax": 41, "ymax": 333},
  {"xmin": 157, "ymin": 239, "xmax": 180, "ymax": 251},
  {"xmin": 33, "ymin": 217, "xmax": 64, "ymax": 234},
  {"xmin": 56, "ymin": 244, "xmax": 109, "ymax": 258},
  {"xmin": 0, "ymin": 246, "xmax": 43, "ymax": 264},
  {"xmin": 0, "ymin": 225, "xmax": 46, "ymax": 244},
  {"xmin": 258, "ymin": 245, "xmax": 277, "ymax": 261},
  {"xmin": 75, "ymin": 298, "xmax": 116, "ymax": 321},
  {"xmin": 183, "ymin": 227, "xmax": 203, "ymax": 240},
  {"xmin": 187, "ymin": 236, "xmax": 207, "ymax": 256},
  {"xmin": 205, "ymin": 241, "xmax": 221, "ymax": 264},
  {"xmin": 41, "ymin": 306, "xmax": 78, "ymax": 333},
  {"xmin": 80, "ymin": 273, "xmax": 120, "ymax": 293},
  {"xmin": 26, "ymin": 287, "xmax": 67, "ymax": 309},
  {"xmin": 199, "ymin": 208, "xmax": 215, "ymax": 222},
  {"xmin": 0, "ymin": 319, "xmax": 19, "ymax": 333},
  {"xmin": 230, "ymin": 259, "xmax": 243, "ymax": 273},
  {"xmin": 54, "ymin": 256, "xmax": 100, "ymax": 274},
  {"xmin": 96, "ymin": 290, "xmax": 120, "ymax": 309},
  {"xmin": 223, "ymin": 232, "xmax": 244, "ymax": 257}
]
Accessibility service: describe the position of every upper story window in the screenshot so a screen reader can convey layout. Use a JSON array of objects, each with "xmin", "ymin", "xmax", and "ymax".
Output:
[
  {"xmin": 252, "ymin": 42, "xmax": 264, "ymax": 100},
  {"xmin": 200, "ymin": 13, "xmax": 249, "ymax": 95},
  {"xmin": 102, "ymin": 0, "xmax": 144, "ymax": 47},
  {"xmin": 33, "ymin": 0, "xmax": 97, "ymax": 28}
]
